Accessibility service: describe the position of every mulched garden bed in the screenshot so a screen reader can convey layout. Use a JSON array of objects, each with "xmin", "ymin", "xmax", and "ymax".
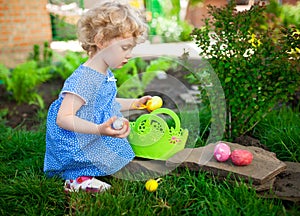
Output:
[{"xmin": 0, "ymin": 78, "xmax": 64, "ymax": 130}]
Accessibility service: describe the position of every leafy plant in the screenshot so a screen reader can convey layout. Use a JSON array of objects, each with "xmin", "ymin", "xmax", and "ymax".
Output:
[
  {"xmin": 1, "ymin": 47, "xmax": 86, "ymax": 108},
  {"xmin": 114, "ymin": 57, "xmax": 147, "ymax": 85},
  {"xmin": 0, "ymin": 64, "xmax": 10, "ymax": 86},
  {"xmin": 28, "ymin": 42, "xmax": 53, "ymax": 67},
  {"xmin": 190, "ymin": 1, "xmax": 300, "ymax": 139},
  {"xmin": 54, "ymin": 51, "xmax": 88, "ymax": 80},
  {"xmin": 0, "ymin": 61, "xmax": 52, "ymax": 108},
  {"xmin": 114, "ymin": 57, "xmax": 177, "ymax": 98}
]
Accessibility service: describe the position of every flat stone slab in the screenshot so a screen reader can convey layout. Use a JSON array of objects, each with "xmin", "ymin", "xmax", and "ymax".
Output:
[{"xmin": 166, "ymin": 141, "xmax": 287, "ymax": 185}]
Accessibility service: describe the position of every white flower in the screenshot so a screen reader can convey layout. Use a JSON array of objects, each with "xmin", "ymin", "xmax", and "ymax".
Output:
[{"xmin": 243, "ymin": 48, "xmax": 255, "ymax": 58}]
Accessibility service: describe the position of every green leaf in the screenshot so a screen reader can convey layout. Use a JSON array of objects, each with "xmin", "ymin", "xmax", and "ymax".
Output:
[{"xmin": 225, "ymin": 77, "xmax": 232, "ymax": 83}]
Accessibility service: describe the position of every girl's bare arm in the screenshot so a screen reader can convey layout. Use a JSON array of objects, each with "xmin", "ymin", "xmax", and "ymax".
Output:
[
  {"xmin": 56, "ymin": 93, "xmax": 130, "ymax": 138},
  {"xmin": 116, "ymin": 95, "xmax": 152, "ymax": 111}
]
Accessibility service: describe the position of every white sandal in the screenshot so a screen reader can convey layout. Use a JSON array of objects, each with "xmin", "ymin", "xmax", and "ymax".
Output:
[{"xmin": 64, "ymin": 176, "xmax": 111, "ymax": 193}]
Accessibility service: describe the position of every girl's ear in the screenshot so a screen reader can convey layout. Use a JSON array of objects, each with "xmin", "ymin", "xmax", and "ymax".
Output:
[
  {"xmin": 94, "ymin": 34, "xmax": 104, "ymax": 49},
  {"xmin": 96, "ymin": 42, "xmax": 103, "ymax": 49},
  {"xmin": 95, "ymin": 41, "xmax": 102, "ymax": 49}
]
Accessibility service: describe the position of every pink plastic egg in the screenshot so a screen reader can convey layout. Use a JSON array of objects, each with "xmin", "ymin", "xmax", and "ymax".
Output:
[{"xmin": 213, "ymin": 143, "xmax": 231, "ymax": 162}]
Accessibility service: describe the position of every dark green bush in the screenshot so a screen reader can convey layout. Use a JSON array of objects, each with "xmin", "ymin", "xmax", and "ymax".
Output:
[{"xmin": 190, "ymin": 1, "xmax": 300, "ymax": 139}]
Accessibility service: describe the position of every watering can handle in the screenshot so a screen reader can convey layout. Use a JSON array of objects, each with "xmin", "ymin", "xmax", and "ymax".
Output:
[
  {"xmin": 150, "ymin": 108, "xmax": 181, "ymax": 132},
  {"xmin": 133, "ymin": 113, "xmax": 168, "ymax": 133}
]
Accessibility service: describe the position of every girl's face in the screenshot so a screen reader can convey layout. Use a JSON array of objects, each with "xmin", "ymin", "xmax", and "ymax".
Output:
[{"xmin": 100, "ymin": 37, "xmax": 136, "ymax": 69}]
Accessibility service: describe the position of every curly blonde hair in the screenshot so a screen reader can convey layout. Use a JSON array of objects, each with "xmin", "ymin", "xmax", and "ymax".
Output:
[{"xmin": 77, "ymin": 1, "xmax": 148, "ymax": 56}]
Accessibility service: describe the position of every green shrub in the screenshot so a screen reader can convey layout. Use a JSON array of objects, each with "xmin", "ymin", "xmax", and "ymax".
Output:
[{"xmin": 190, "ymin": 1, "xmax": 300, "ymax": 139}]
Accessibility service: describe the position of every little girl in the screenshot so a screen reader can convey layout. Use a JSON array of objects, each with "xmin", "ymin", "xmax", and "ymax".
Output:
[{"xmin": 44, "ymin": 1, "xmax": 150, "ymax": 193}]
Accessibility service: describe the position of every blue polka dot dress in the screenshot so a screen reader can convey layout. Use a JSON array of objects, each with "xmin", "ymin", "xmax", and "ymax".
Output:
[{"xmin": 44, "ymin": 65, "xmax": 135, "ymax": 180}]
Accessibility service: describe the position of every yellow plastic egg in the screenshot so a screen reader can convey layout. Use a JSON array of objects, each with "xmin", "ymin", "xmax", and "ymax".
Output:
[
  {"xmin": 146, "ymin": 96, "xmax": 163, "ymax": 112},
  {"xmin": 145, "ymin": 179, "xmax": 158, "ymax": 192}
]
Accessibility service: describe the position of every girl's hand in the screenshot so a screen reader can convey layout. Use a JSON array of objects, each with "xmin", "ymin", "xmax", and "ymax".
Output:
[
  {"xmin": 132, "ymin": 95, "xmax": 152, "ymax": 109},
  {"xmin": 97, "ymin": 116, "xmax": 130, "ymax": 138}
]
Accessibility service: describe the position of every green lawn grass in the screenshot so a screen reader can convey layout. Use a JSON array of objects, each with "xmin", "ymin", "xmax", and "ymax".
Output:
[
  {"xmin": 0, "ymin": 107, "xmax": 300, "ymax": 215},
  {"xmin": 253, "ymin": 106, "xmax": 300, "ymax": 163}
]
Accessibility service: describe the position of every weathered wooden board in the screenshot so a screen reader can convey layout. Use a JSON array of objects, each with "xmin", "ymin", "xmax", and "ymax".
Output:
[
  {"xmin": 166, "ymin": 141, "xmax": 287, "ymax": 185},
  {"xmin": 263, "ymin": 161, "xmax": 300, "ymax": 203},
  {"xmin": 114, "ymin": 159, "xmax": 171, "ymax": 180}
]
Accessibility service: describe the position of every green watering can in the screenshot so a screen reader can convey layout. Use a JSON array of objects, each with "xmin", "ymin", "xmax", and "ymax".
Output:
[{"xmin": 128, "ymin": 108, "xmax": 188, "ymax": 160}]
